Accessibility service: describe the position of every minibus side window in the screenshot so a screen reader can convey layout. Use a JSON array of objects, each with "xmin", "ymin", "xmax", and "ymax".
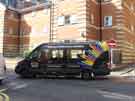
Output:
[
  {"xmin": 52, "ymin": 50, "xmax": 58, "ymax": 58},
  {"xmin": 50, "ymin": 49, "xmax": 64, "ymax": 63},
  {"xmin": 29, "ymin": 47, "xmax": 48, "ymax": 60},
  {"xmin": 29, "ymin": 49, "xmax": 41, "ymax": 59},
  {"xmin": 38, "ymin": 49, "xmax": 49, "ymax": 63},
  {"xmin": 58, "ymin": 50, "xmax": 64, "ymax": 58},
  {"xmin": 71, "ymin": 49, "xmax": 83, "ymax": 59},
  {"xmin": 51, "ymin": 49, "xmax": 63, "ymax": 59}
]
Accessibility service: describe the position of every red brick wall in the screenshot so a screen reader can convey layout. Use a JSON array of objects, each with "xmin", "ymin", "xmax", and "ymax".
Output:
[
  {"xmin": 0, "ymin": 5, "xmax": 5, "ymax": 54},
  {"xmin": 101, "ymin": 2, "xmax": 117, "ymax": 41},
  {"xmin": 120, "ymin": 0, "xmax": 135, "ymax": 63},
  {"xmin": 3, "ymin": 9, "xmax": 20, "ymax": 56},
  {"xmin": 86, "ymin": 0, "xmax": 100, "ymax": 40},
  {"xmin": 101, "ymin": 0, "xmax": 135, "ymax": 64}
]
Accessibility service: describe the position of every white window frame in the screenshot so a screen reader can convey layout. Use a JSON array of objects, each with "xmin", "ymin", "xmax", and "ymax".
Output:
[
  {"xmin": 104, "ymin": 16, "xmax": 112, "ymax": 27},
  {"xmin": 70, "ymin": 15, "xmax": 77, "ymax": 24},
  {"xmin": 58, "ymin": 15, "xmax": 78, "ymax": 26},
  {"xmin": 57, "ymin": 16, "xmax": 65, "ymax": 26}
]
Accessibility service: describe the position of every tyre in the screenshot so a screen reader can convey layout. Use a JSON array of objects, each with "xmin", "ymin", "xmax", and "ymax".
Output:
[
  {"xmin": 81, "ymin": 71, "xmax": 95, "ymax": 80},
  {"xmin": 81, "ymin": 72, "xmax": 90, "ymax": 80},
  {"xmin": 15, "ymin": 65, "xmax": 23, "ymax": 74},
  {"xmin": 20, "ymin": 69, "xmax": 36, "ymax": 78},
  {"xmin": 21, "ymin": 74, "xmax": 36, "ymax": 78},
  {"xmin": 21, "ymin": 73, "xmax": 36, "ymax": 78},
  {"xmin": 0, "ymin": 80, "xmax": 2, "ymax": 85}
]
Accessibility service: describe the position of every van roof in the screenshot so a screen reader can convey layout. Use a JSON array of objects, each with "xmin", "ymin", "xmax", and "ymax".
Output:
[
  {"xmin": 39, "ymin": 41, "xmax": 96, "ymax": 49},
  {"xmin": 40, "ymin": 41, "xmax": 96, "ymax": 46}
]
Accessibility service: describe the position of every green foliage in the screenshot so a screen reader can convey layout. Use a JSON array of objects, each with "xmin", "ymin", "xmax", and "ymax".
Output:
[{"xmin": 23, "ymin": 50, "xmax": 32, "ymax": 58}]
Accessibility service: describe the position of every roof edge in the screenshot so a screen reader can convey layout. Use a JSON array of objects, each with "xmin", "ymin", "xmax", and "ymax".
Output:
[{"xmin": 7, "ymin": 2, "xmax": 51, "ymax": 14}]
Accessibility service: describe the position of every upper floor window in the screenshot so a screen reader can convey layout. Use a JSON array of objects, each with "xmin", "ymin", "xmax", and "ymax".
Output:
[
  {"xmin": 65, "ymin": 15, "xmax": 70, "ymax": 24},
  {"xmin": 104, "ymin": 16, "xmax": 112, "ymax": 27},
  {"xmin": 58, "ymin": 16, "xmax": 65, "ymax": 26},
  {"xmin": 70, "ymin": 15, "xmax": 77, "ymax": 24},
  {"xmin": 57, "ymin": 15, "xmax": 77, "ymax": 26}
]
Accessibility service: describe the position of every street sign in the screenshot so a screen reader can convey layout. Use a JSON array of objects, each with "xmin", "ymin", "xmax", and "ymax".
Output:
[
  {"xmin": 107, "ymin": 39, "xmax": 116, "ymax": 48},
  {"xmin": 107, "ymin": 39, "xmax": 116, "ymax": 69}
]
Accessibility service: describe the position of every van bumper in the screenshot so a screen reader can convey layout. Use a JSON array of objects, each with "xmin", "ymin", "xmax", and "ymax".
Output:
[
  {"xmin": 0, "ymin": 76, "xmax": 5, "ymax": 84},
  {"xmin": 93, "ymin": 68, "xmax": 111, "ymax": 76}
]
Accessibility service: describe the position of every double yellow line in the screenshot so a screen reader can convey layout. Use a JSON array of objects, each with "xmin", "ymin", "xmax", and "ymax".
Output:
[{"xmin": 0, "ymin": 89, "xmax": 10, "ymax": 101}]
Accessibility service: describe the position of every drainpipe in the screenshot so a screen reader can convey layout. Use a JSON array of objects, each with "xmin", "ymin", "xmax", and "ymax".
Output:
[
  {"xmin": 49, "ymin": 3, "xmax": 52, "ymax": 42},
  {"xmin": 49, "ymin": 0, "xmax": 53, "ymax": 43},
  {"xmin": 18, "ymin": 13, "xmax": 21, "ymax": 56},
  {"xmin": 99, "ymin": 0, "xmax": 102, "ymax": 41}
]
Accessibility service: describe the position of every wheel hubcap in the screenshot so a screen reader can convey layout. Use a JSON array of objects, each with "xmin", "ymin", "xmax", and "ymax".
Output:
[
  {"xmin": 83, "ymin": 72, "xmax": 89, "ymax": 79},
  {"xmin": 91, "ymin": 72, "xmax": 94, "ymax": 78}
]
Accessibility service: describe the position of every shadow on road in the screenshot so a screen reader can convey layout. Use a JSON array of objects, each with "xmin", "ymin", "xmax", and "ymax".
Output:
[{"xmin": 18, "ymin": 75, "xmax": 109, "ymax": 81}]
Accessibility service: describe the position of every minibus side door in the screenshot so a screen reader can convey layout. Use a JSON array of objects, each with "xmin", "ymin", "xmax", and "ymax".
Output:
[
  {"xmin": 29, "ymin": 49, "xmax": 41, "ymax": 70},
  {"xmin": 46, "ymin": 49, "xmax": 64, "ymax": 74},
  {"xmin": 64, "ymin": 49, "xmax": 82, "ymax": 74}
]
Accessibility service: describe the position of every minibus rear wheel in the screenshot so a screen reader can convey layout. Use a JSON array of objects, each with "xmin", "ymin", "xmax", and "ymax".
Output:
[
  {"xmin": 81, "ymin": 71, "xmax": 90, "ymax": 80},
  {"xmin": 20, "ymin": 69, "xmax": 36, "ymax": 78}
]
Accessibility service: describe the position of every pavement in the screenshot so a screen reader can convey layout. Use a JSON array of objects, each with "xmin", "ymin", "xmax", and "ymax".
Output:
[{"xmin": 111, "ymin": 68, "xmax": 135, "ymax": 77}]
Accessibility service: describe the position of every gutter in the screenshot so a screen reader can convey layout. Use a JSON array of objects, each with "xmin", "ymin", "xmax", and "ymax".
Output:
[
  {"xmin": 7, "ymin": 2, "xmax": 51, "ymax": 14},
  {"xmin": 99, "ymin": 0, "xmax": 102, "ymax": 41}
]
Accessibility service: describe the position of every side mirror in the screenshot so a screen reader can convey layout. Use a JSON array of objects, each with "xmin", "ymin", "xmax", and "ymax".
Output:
[
  {"xmin": 23, "ymin": 50, "xmax": 31, "ymax": 58},
  {"xmin": 31, "ymin": 53, "xmax": 38, "ymax": 60}
]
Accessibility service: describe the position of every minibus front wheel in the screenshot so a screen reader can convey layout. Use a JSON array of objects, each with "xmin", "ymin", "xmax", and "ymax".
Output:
[
  {"xmin": 81, "ymin": 71, "xmax": 95, "ymax": 80},
  {"xmin": 20, "ymin": 69, "xmax": 36, "ymax": 78}
]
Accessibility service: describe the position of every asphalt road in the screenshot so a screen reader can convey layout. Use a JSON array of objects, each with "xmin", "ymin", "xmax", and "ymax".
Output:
[{"xmin": 1, "ymin": 70, "xmax": 135, "ymax": 101}]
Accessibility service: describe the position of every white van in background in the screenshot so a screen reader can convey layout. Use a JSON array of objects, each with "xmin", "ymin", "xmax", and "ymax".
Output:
[{"xmin": 0, "ymin": 53, "xmax": 6, "ymax": 84}]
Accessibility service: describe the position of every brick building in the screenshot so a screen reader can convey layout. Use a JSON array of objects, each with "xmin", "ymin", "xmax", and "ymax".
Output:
[
  {"xmin": 100, "ymin": 0, "xmax": 135, "ymax": 64},
  {"xmin": 0, "ymin": 0, "xmax": 135, "ymax": 64}
]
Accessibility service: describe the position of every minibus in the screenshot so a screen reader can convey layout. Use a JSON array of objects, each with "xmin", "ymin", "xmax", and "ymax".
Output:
[{"xmin": 15, "ymin": 41, "xmax": 110, "ymax": 79}]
